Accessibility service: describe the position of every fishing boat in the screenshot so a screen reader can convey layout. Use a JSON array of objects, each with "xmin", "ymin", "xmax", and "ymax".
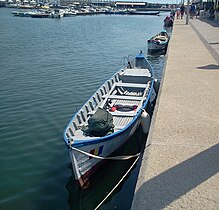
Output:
[
  {"xmin": 63, "ymin": 52, "xmax": 155, "ymax": 188},
  {"xmin": 164, "ymin": 15, "xmax": 173, "ymax": 27},
  {"xmin": 147, "ymin": 30, "xmax": 170, "ymax": 52}
]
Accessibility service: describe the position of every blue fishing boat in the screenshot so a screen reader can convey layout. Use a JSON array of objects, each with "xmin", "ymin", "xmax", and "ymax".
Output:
[
  {"xmin": 63, "ymin": 52, "xmax": 155, "ymax": 188},
  {"xmin": 147, "ymin": 30, "xmax": 170, "ymax": 52}
]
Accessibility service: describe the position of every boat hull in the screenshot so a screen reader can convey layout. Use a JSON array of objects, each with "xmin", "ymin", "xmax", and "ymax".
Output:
[
  {"xmin": 30, "ymin": 13, "xmax": 50, "ymax": 18},
  {"xmin": 148, "ymin": 41, "xmax": 168, "ymax": 51},
  {"xmin": 164, "ymin": 21, "xmax": 173, "ymax": 27},
  {"xmin": 68, "ymin": 115, "xmax": 141, "ymax": 188}
]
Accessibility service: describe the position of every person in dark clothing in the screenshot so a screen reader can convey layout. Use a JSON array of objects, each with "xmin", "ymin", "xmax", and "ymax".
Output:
[
  {"xmin": 180, "ymin": 4, "xmax": 185, "ymax": 19},
  {"xmin": 196, "ymin": 5, "xmax": 200, "ymax": 18},
  {"xmin": 190, "ymin": 3, "xmax": 196, "ymax": 19},
  {"xmin": 209, "ymin": 7, "xmax": 215, "ymax": 20}
]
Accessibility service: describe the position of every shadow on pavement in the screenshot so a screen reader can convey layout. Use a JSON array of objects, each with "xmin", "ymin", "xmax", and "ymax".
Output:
[
  {"xmin": 209, "ymin": 42, "xmax": 219, "ymax": 45},
  {"xmin": 133, "ymin": 143, "xmax": 219, "ymax": 209},
  {"xmin": 198, "ymin": 18, "xmax": 219, "ymax": 27},
  {"xmin": 197, "ymin": 64, "xmax": 219, "ymax": 70}
]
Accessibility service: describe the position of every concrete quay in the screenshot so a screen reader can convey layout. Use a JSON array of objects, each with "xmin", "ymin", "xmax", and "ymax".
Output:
[{"xmin": 131, "ymin": 18, "xmax": 219, "ymax": 210}]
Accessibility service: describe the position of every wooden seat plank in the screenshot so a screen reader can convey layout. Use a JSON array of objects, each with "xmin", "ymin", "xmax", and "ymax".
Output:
[
  {"xmin": 108, "ymin": 95, "xmax": 142, "ymax": 101},
  {"xmin": 115, "ymin": 82, "xmax": 148, "ymax": 89}
]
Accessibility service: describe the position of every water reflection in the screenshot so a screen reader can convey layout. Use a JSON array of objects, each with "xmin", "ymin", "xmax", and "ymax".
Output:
[
  {"xmin": 66, "ymin": 126, "xmax": 147, "ymax": 210},
  {"xmin": 146, "ymin": 54, "xmax": 166, "ymax": 83}
]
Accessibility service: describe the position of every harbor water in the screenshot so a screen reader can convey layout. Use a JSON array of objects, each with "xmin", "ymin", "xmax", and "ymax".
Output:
[{"xmin": 0, "ymin": 8, "xmax": 169, "ymax": 210}]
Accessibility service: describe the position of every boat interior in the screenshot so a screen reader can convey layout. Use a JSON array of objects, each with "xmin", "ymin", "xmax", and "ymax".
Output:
[
  {"xmin": 153, "ymin": 32, "xmax": 169, "ymax": 42},
  {"xmin": 65, "ymin": 67, "xmax": 152, "ymax": 140},
  {"xmin": 155, "ymin": 35, "xmax": 168, "ymax": 41}
]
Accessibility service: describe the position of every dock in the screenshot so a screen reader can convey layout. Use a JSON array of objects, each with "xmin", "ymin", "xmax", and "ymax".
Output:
[{"xmin": 131, "ymin": 18, "xmax": 219, "ymax": 209}]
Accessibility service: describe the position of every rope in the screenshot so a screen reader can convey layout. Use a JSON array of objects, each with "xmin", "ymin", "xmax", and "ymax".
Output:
[
  {"xmin": 67, "ymin": 136, "xmax": 149, "ymax": 210},
  {"xmin": 93, "ymin": 141, "xmax": 152, "ymax": 210},
  {"xmin": 71, "ymin": 146, "xmax": 141, "ymax": 160},
  {"xmin": 94, "ymin": 155, "xmax": 140, "ymax": 210}
]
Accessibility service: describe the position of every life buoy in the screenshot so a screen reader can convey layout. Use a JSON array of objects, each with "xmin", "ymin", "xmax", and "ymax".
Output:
[{"xmin": 110, "ymin": 104, "xmax": 137, "ymax": 112}]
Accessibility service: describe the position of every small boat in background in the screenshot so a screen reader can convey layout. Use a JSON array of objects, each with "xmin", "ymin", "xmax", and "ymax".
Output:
[
  {"xmin": 12, "ymin": 10, "xmax": 34, "ymax": 17},
  {"xmin": 164, "ymin": 15, "xmax": 173, "ymax": 27},
  {"xmin": 147, "ymin": 30, "xmax": 170, "ymax": 52},
  {"xmin": 51, "ymin": 9, "xmax": 65, "ymax": 18},
  {"xmin": 63, "ymin": 52, "xmax": 155, "ymax": 188},
  {"xmin": 30, "ymin": 11, "xmax": 51, "ymax": 18},
  {"xmin": 64, "ymin": 9, "xmax": 77, "ymax": 17}
]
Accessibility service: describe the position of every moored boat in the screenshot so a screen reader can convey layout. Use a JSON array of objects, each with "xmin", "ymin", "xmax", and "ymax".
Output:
[
  {"xmin": 30, "ymin": 11, "xmax": 50, "ymax": 18},
  {"xmin": 147, "ymin": 30, "xmax": 170, "ymax": 52},
  {"xmin": 0, "ymin": 0, "xmax": 6, "ymax": 7},
  {"xmin": 51, "ymin": 9, "xmax": 65, "ymax": 18},
  {"xmin": 63, "ymin": 52, "xmax": 155, "ymax": 188},
  {"xmin": 12, "ymin": 10, "xmax": 34, "ymax": 17},
  {"xmin": 64, "ymin": 9, "xmax": 77, "ymax": 17},
  {"xmin": 164, "ymin": 15, "xmax": 173, "ymax": 27}
]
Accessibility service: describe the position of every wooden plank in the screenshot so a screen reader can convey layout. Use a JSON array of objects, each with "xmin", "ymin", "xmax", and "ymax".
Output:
[
  {"xmin": 115, "ymin": 82, "xmax": 148, "ymax": 88},
  {"xmin": 108, "ymin": 95, "xmax": 142, "ymax": 101},
  {"xmin": 110, "ymin": 111, "xmax": 136, "ymax": 117}
]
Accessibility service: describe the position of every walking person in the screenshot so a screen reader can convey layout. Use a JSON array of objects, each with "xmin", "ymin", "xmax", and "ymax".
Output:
[
  {"xmin": 180, "ymin": 4, "xmax": 185, "ymax": 19},
  {"xmin": 196, "ymin": 5, "xmax": 200, "ymax": 18},
  {"xmin": 190, "ymin": 3, "xmax": 196, "ymax": 19},
  {"xmin": 176, "ymin": 7, "xmax": 181, "ymax": 19}
]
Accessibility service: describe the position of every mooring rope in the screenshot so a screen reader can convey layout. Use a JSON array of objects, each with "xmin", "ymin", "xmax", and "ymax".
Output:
[
  {"xmin": 70, "ymin": 146, "xmax": 141, "ymax": 160},
  {"xmin": 68, "ymin": 139, "xmax": 150, "ymax": 210},
  {"xmin": 94, "ymin": 155, "xmax": 140, "ymax": 210}
]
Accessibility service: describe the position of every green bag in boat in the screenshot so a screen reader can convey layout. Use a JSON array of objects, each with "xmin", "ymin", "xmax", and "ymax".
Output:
[{"xmin": 88, "ymin": 108, "xmax": 114, "ymax": 137}]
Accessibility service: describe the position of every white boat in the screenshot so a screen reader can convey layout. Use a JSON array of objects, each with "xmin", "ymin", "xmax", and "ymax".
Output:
[
  {"xmin": 6, "ymin": 3, "xmax": 18, "ymax": 8},
  {"xmin": 64, "ymin": 9, "xmax": 77, "ymax": 17},
  {"xmin": 12, "ymin": 10, "xmax": 35, "ymax": 17},
  {"xmin": 17, "ymin": 4, "xmax": 35, "ymax": 9},
  {"xmin": 147, "ymin": 30, "xmax": 170, "ymax": 52},
  {"xmin": 51, "ymin": 9, "xmax": 65, "ymax": 18},
  {"xmin": 63, "ymin": 52, "xmax": 155, "ymax": 188},
  {"xmin": 30, "ymin": 11, "xmax": 50, "ymax": 18}
]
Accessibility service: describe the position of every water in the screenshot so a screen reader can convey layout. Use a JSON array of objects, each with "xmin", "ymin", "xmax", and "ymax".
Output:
[{"xmin": 0, "ymin": 8, "xmax": 169, "ymax": 210}]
